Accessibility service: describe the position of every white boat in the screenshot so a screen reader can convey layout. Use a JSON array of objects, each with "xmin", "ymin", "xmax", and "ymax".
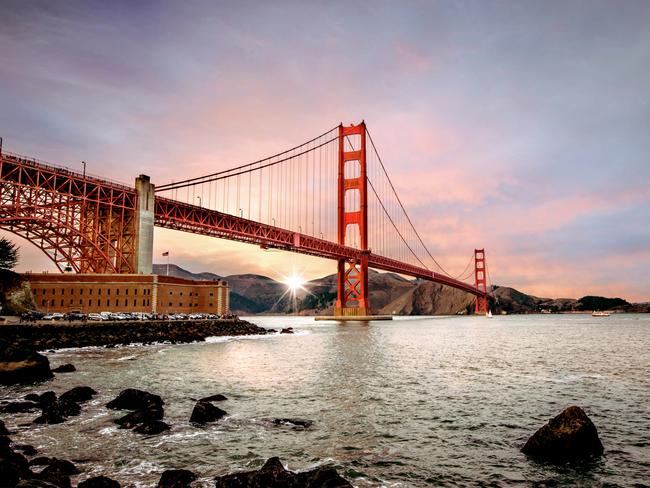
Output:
[{"xmin": 592, "ymin": 311, "xmax": 610, "ymax": 317}]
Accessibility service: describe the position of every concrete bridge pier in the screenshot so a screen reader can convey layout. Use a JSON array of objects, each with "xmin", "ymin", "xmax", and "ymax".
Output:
[{"xmin": 134, "ymin": 175, "xmax": 154, "ymax": 274}]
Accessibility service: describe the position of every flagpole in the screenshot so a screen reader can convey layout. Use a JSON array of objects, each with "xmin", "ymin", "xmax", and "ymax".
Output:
[{"xmin": 166, "ymin": 252, "xmax": 169, "ymax": 276}]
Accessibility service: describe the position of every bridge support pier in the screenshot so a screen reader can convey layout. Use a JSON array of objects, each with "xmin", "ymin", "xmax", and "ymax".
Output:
[
  {"xmin": 335, "ymin": 122, "xmax": 371, "ymax": 317},
  {"xmin": 134, "ymin": 175, "xmax": 154, "ymax": 274}
]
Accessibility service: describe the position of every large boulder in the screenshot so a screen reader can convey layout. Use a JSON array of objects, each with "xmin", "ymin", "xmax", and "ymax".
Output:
[
  {"xmin": 157, "ymin": 469, "xmax": 197, "ymax": 487},
  {"xmin": 214, "ymin": 456, "xmax": 352, "ymax": 487},
  {"xmin": 522, "ymin": 406, "xmax": 604, "ymax": 462},
  {"xmin": 78, "ymin": 476, "xmax": 121, "ymax": 488},
  {"xmin": 189, "ymin": 400, "xmax": 227, "ymax": 424},
  {"xmin": 0, "ymin": 339, "xmax": 53, "ymax": 385},
  {"xmin": 106, "ymin": 389, "xmax": 164, "ymax": 411},
  {"xmin": 0, "ymin": 419, "xmax": 8, "ymax": 435}
]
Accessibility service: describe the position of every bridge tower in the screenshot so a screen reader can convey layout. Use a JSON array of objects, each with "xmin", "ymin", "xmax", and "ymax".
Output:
[
  {"xmin": 474, "ymin": 248, "xmax": 488, "ymax": 314},
  {"xmin": 335, "ymin": 122, "xmax": 370, "ymax": 317}
]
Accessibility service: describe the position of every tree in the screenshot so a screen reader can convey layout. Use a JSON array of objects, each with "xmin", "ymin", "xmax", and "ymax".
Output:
[{"xmin": 0, "ymin": 237, "xmax": 19, "ymax": 270}]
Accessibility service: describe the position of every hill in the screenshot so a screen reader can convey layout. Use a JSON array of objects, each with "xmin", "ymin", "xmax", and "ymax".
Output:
[{"xmin": 152, "ymin": 263, "xmax": 649, "ymax": 315}]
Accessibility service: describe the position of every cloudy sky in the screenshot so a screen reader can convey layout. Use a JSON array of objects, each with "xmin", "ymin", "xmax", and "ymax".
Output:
[{"xmin": 1, "ymin": 0, "xmax": 649, "ymax": 301}]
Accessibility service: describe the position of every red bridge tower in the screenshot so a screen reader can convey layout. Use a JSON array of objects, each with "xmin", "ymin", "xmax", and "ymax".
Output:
[{"xmin": 335, "ymin": 122, "xmax": 370, "ymax": 317}]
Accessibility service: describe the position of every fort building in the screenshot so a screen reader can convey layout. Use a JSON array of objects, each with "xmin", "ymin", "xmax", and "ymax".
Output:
[{"xmin": 23, "ymin": 273, "xmax": 229, "ymax": 315}]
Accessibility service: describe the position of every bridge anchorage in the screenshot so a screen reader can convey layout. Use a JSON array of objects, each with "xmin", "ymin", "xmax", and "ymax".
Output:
[{"xmin": 0, "ymin": 121, "xmax": 492, "ymax": 317}]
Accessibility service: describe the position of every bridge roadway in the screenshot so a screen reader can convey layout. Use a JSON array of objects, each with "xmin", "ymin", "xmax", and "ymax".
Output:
[
  {"xmin": 0, "ymin": 151, "xmax": 487, "ymax": 299},
  {"xmin": 155, "ymin": 197, "xmax": 484, "ymax": 297}
]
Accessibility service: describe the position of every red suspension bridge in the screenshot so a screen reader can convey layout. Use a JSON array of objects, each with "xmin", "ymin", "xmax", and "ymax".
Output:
[{"xmin": 0, "ymin": 122, "xmax": 491, "ymax": 316}]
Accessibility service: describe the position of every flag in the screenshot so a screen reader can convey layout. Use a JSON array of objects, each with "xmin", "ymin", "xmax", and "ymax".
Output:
[{"xmin": 162, "ymin": 251, "xmax": 169, "ymax": 256}]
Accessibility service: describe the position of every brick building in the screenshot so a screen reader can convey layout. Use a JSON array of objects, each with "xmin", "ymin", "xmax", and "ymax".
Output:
[{"xmin": 24, "ymin": 273, "xmax": 229, "ymax": 315}]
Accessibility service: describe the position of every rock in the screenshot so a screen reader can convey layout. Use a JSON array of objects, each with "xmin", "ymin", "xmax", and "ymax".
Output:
[
  {"xmin": 24, "ymin": 393, "xmax": 41, "ymax": 403},
  {"xmin": 157, "ymin": 469, "xmax": 197, "ymax": 487},
  {"xmin": 0, "ymin": 446, "xmax": 31, "ymax": 486},
  {"xmin": 280, "ymin": 327, "xmax": 294, "ymax": 334},
  {"xmin": 77, "ymin": 476, "xmax": 121, "ymax": 488},
  {"xmin": 51, "ymin": 364, "xmax": 76, "ymax": 373},
  {"xmin": 271, "ymin": 418, "xmax": 313, "ymax": 429},
  {"xmin": 0, "ymin": 339, "xmax": 53, "ymax": 385},
  {"xmin": 0, "ymin": 436, "xmax": 10, "ymax": 447},
  {"xmin": 133, "ymin": 420, "xmax": 170, "ymax": 435},
  {"xmin": 522, "ymin": 406, "xmax": 604, "ymax": 462},
  {"xmin": 38, "ymin": 392, "xmax": 57, "ymax": 407},
  {"xmin": 214, "ymin": 456, "xmax": 352, "ymax": 487},
  {"xmin": 14, "ymin": 444, "xmax": 37, "ymax": 456},
  {"xmin": 1, "ymin": 400, "xmax": 41, "ymax": 413},
  {"xmin": 199, "ymin": 394, "xmax": 227, "ymax": 402},
  {"xmin": 16, "ymin": 479, "xmax": 61, "ymax": 487},
  {"xmin": 29, "ymin": 457, "xmax": 78, "ymax": 474},
  {"xmin": 33, "ymin": 397, "xmax": 81, "ymax": 425},
  {"xmin": 37, "ymin": 464, "xmax": 72, "ymax": 488},
  {"xmin": 106, "ymin": 389, "xmax": 164, "ymax": 411},
  {"xmin": 115, "ymin": 406, "xmax": 164, "ymax": 428},
  {"xmin": 59, "ymin": 386, "xmax": 97, "ymax": 404},
  {"xmin": 189, "ymin": 401, "xmax": 227, "ymax": 424},
  {"xmin": 0, "ymin": 419, "xmax": 8, "ymax": 435}
]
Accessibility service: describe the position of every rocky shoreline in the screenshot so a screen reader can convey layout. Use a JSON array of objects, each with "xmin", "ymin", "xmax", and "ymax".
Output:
[{"xmin": 0, "ymin": 318, "xmax": 270, "ymax": 351}]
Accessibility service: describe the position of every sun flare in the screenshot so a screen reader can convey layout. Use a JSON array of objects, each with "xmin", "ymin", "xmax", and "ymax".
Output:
[{"xmin": 283, "ymin": 273, "xmax": 305, "ymax": 293}]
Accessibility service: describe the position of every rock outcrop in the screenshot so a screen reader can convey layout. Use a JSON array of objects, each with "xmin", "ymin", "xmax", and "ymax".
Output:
[
  {"xmin": 522, "ymin": 406, "xmax": 604, "ymax": 462},
  {"xmin": 214, "ymin": 456, "xmax": 352, "ymax": 487},
  {"xmin": 107, "ymin": 389, "xmax": 167, "ymax": 434},
  {"xmin": 0, "ymin": 339, "xmax": 53, "ymax": 385}
]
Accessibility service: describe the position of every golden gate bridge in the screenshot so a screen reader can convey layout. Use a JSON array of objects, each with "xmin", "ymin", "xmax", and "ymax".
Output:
[{"xmin": 0, "ymin": 122, "xmax": 491, "ymax": 316}]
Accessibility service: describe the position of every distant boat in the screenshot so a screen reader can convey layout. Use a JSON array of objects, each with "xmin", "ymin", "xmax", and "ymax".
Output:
[
  {"xmin": 592, "ymin": 311, "xmax": 610, "ymax": 317},
  {"xmin": 486, "ymin": 310, "xmax": 493, "ymax": 318}
]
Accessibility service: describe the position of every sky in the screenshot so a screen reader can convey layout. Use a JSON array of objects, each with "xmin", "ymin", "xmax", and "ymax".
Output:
[{"xmin": 1, "ymin": 0, "xmax": 649, "ymax": 301}]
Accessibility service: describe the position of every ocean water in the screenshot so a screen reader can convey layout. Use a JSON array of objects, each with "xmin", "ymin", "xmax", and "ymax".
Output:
[{"xmin": 1, "ymin": 314, "xmax": 649, "ymax": 487}]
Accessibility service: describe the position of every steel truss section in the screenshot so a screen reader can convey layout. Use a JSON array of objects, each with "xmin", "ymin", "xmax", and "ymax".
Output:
[{"xmin": 0, "ymin": 152, "xmax": 137, "ymax": 273}]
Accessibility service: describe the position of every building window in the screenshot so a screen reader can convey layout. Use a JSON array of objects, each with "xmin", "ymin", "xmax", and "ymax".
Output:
[
  {"xmin": 135, "ymin": 289, "xmax": 138, "ymax": 295},
  {"xmin": 169, "ymin": 302, "xmax": 172, "ymax": 306},
  {"xmin": 209, "ymin": 292, "xmax": 214, "ymax": 296},
  {"xmin": 107, "ymin": 299, "xmax": 110, "ymax": 306},
  {"xmin": 126, "ymin": 289, "xmax": 129, "ymax": 295},
  {"xmin": 52, "ymin": 288, "xmax": 55, "ymax": 294},
  {"xmin": 70, "ymin": 299, "xmax": 73, "ymax": 305},
  {"xmin": 107, "ymin": 289, "xmax": 111, "ymax": 296},
  {"xmin": 89, "ymin": 289, "xmax": 93, "ymax": 295},
  {"xmin": 142, "ymin": 299, "xmax": 145, "ymax": 306},
  {"xmin": 116, "ymin": 299, "xmax": 119, "ymax": 306},
  {"xmin": 98, "ymin": 289, "xmax": 101, "ymax": 296},
  {"xmin": 79, "ymin": 300, "xmax": 82, "ymax": 305},
  {"xmin": 61, "ymin": 289, "xmax": 65, "ymax": 295},
  {"xmin": 51, "ymin": 299, "xmax": 54, "ymax": 306},
  {"xmin": 180, "ymin": 292, "xmax": 183, "ymax": 296},
  {"xmin": 80, "ymin": 289, "xmax": 83, "ymax": 296},
  {"xmin": 209, "ymin": 303, "xmax": 213, "ymax": 307},
  {"xmin": 116, "ymin": 289, "xmax": 120, "ymax": 296},
  {"xmin": 60, "ymin": 299, "xmax": 64, "ymax": 306},
  {"xmin": 97, "ymin": 300, "xmax": 100, "ymax": 306},
  {"xmin": 88, "ymin": 299, "xmax": 92, "ymax": 306},
  {"xmin": 133, "ymin": 299, "xmax": 136, "ymax": 306},
  {"xmin": 42, "ymin": 299, "xmax": 46, "ymax": 306},
  {"xmin": 169, "ymin": 291, "xmax": 172, "ymax": 295}
]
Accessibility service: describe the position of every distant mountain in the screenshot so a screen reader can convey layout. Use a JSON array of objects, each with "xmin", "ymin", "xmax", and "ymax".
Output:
[
  {"xmin": 153, "ymin": 263, "xmax": 649, "ymax": 315},
  {"xmin": 152, "ymin": 264, "xmax": 221, "ymax": 282}
]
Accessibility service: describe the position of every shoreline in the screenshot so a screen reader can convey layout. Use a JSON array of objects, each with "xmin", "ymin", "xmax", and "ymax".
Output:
[{"xmin": 0, "ymin": 318, "xmax": 271, "ymax": 351}]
